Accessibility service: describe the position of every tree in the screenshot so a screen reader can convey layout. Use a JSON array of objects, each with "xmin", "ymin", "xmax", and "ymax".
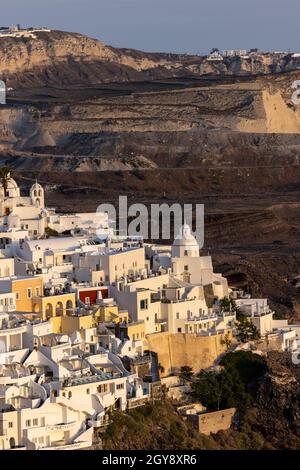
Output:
[
  {"xmin": 219, "ymin": 296, "xmax": 243, "ymax": 320},
  {"xmin": 192, "ymin": 368, "xmax": 250, "ymax": 411},
  {"xmin": 220, "ymin": 351, "xmax": 266, "ymax": 384},
  {"xmin": 219, "ymin": 297, "xmax": 232, "ymax": 312},
  {"xmin": 221, "ymin": 332, "xmax": 232, "ymax": 351},
  {"xmin": 192, "ymin": 351, "xmax": 266, "ymax": 412},
  {"xmin": 0, "ymin": 166, "xmax": 12, "ymax": 195},
  {"xmin": 219, "ymin": 296, "xmax": 238, "ymax": 312},
  {"xmin": 179, "ymin": 366, "xmax": 193, "ymax": 382},
  {"xmin": 235, "ymin": 316, "xmax": 260, "ymax": 343}
]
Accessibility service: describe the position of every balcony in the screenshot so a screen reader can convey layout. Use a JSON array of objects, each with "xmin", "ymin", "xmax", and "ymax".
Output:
[
  {"xmin": 40, "ymin": 441, "xmax": 89, "ymax": 450},
  {"xmin": 127, "ymin": 396, "xmax": 149, "ymax": 409},
  {"xmin": 45, "ymin": 422, "xmax": 76, "ymax": 432},
  {"xmin": 0, "ymin": 304, "xmax": 16, "ymax": 313}
]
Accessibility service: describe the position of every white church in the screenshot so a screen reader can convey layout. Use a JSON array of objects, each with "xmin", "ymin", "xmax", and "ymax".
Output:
[
  {"xmin": 0, "ymin": 178, "xmax": 46, "ymax": 237},
  {"xmin": 0, "ymin": 175, "xmax": 111, "ymax": 255}
]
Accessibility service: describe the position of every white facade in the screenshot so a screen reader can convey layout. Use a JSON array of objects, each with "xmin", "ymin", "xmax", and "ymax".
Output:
[
  {"xmin": 0, "ymin": 80, "xmax": 5, "ymax": 105},
  {"xmin": 111, "ymin": 224, "xmax": 229, "ymax": 335},
  {"xmin": 0, "ymin": 320, "xmax": 150, "ymax": 450}
]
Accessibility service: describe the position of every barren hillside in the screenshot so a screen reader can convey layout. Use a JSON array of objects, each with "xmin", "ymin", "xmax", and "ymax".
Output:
[
  {"xmin": 1, "ymin": 30, "xmax": 300, "ymax": 88},
  {"xmin": 1, "ymin": 30, "xmax": 300, "ymax": 319}
]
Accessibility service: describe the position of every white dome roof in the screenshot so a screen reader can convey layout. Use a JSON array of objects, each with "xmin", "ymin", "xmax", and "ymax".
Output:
[
  {"xmin": 173, "ymin": 223, "xmax": 199, "ymax": 247},
  {"xmin": 6, "ymin": 178, "xmax": 18, "ymax": 190}
]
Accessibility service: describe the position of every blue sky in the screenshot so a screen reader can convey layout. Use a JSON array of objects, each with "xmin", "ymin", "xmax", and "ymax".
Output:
[{"xmin": 1, "ymin": 0, "xmax": 299, "ymax": 54}]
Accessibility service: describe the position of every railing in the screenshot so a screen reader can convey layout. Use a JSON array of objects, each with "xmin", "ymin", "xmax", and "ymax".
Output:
[
  {"xmin": 131, "ymin": 355, "xmax": 151, "ymax": 365},
  {"xmin": 40, "ymin": 441, "xmax": 90, "ymax": 451},
  {"xmin": 127, "ymin": 396, "xmax": 149, "ymax": 409},
  {"xmin": 0, "ymin": 324, "xmax": 27, "ymax": 333},
  {"xmin": 45, "ymin": 422, "xmax": 76, "ymax": 432}
]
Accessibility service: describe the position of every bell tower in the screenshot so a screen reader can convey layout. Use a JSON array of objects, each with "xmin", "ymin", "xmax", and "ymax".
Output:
[{"xmin": 30, "ymin": 181, "xmax": 45, "ymax": 209}]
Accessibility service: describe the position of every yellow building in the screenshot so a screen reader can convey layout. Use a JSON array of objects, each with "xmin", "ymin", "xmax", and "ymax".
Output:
[
  {"xmin": 96, "ymin": 304, "xmax": 129, "ymax": 324},
  {"xmin": 51, "ymin": 313, "xmax": 95, "ymax": 335},
  {"xmin": 32, "ymin": 293, "xmax": 76, "ymax": 321},
  {"xmin": 11, "ymin": 276, "xmax": 44, "ymax": 313},
  {"xmin": 125, "ymin": 321, "xmax": 145, "ymax": 342},
  {"xmin": 110, "ymin": 320, "xmax": 145, "ymax": 342}
]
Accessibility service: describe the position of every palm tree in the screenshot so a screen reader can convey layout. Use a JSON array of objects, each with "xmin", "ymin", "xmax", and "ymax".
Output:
[{"xmin": 0, "ymin": 166, "xmax": 12, "ymax": 196}]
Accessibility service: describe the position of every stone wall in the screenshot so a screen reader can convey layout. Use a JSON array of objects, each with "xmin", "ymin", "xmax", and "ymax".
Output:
[
  {"xmin": 188, "ymin": 408, "xmax": 236, "ymax": 435},
  {"xmin": 146, "ymin": 332, "xmax": 231, "ymax": 377}
]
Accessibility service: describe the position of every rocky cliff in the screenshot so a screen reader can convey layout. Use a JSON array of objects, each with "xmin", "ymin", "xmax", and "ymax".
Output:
[
  {"xmin": 1, "ymin": 30, "xmax": 300, "ymax": 88},
  {"xmin": 97, "ymin": 352, "xmax": 300, "ymax": 450}
]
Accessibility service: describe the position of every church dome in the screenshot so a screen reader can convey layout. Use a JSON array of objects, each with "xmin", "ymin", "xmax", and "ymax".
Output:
[
  {"xmin": 172, "ymin": 223, "xmax": 199, "ymax": 258},
  {"xmin": 6, "ymin": 178, "xmax": 18, "ymax": 190},
  {"xmin": 3, "ymin": 178, "xmax": 20, "ymax": 198},
  {"xmin": 173, "ymin": 223, "xmax": 199, "ymax": 247}
]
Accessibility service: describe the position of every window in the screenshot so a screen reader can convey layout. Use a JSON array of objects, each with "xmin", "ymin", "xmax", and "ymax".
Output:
[
  {"xmin": 27, "ymin": 288, "xmax": 32, "ymax": 299},
  {"xmin": 38, "ymin": 437, "xmax": 44, "ymax": 444},
  {"xmin": 8, "ymin": 422, "xmax": 13, "ymax": 428},
  {"xmin": 184, "ymin": 265, "xmax": 189, "ymax": 271},
  {"xmin": 176, "ymin": 312, "xmax": 180, "ymax": 319},
  {"xmin": 33, "ymin": 418, "xmax": 38, "ymax": 426},
  {"xmin": 15, "ymin": 292, "xmax": 20, "ymax": 300},
  {"xmin": 86, "ymin": 388, "xmax": 90, "ymax": 395},
  {"xmin": 116, "ymin": 383, "xmax": 124, "ymax": 390},
  {"xmin": 177, "ymin": 328, "xmax": 182, "ymax": 333},
  {"xmin": 68, "ymin": 391, "xmax": 72, "ymax": 398},
  {"xmin": 25, "ymin": 420, "xmax": 31, "ymax": 427},
  {"xmin": 85, "ymin": 297, "xmax": 90, "ymax": 305},
  {"xmin": 35, "ymin": 287, "xmax": 40, "ymax": 296},
  {"xmin": 140, "ymin": 299, "xmax": 148, "ymax": 310},
  {"xmin": 97, "ymin": 384, "xmax": 108, "ymax": 393},
  {"xmin": 184, "ymin": 250, "xmax": 188, "ymax": 256}
]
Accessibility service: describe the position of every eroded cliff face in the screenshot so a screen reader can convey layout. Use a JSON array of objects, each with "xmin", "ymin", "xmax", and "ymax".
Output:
[
  {"xmin": 1, "ymin": 30, "xmax": 300, "ymax": 89},
  {"xmin": 0, "ymin": 30, "xmax": 178, "ymax": 88},
  {"xmin": 246, "ymin": 352, "xmax": 300, "ymax": 449},
  {"xmin": 0, "ymin": 30, "xmax": 182, "ymax": 74},
  {"xmin": 1, "ymin": 68, "xmax": 300, "ymax": 163}
]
